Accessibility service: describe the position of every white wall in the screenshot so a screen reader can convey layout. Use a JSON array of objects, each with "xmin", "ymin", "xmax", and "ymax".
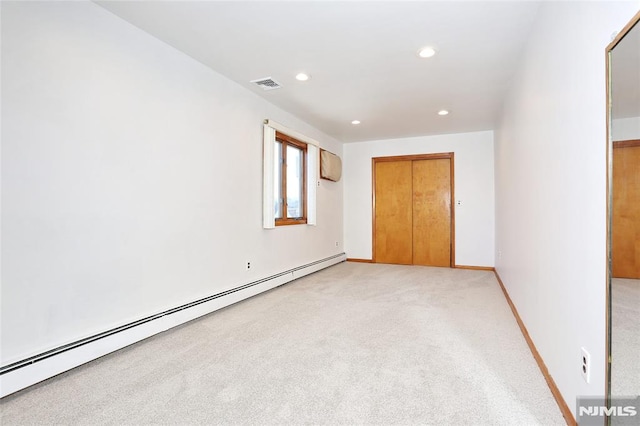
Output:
[
  {"xmin": 1, "ymin": 1, "xmax": 343, "ymax": 366},
  {"xmin": 494, "ymin": 1, "xmax": 640, "ymax": 418},
  {"xmin": 344, "ymin": 131, "xmax": 495, "ymax": 267},
  {"xmin": 613, "ymin": 116, "xmax": 640, "ymax": 140}
]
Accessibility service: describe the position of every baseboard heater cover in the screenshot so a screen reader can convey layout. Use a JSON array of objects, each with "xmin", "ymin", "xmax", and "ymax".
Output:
[{"xmin": 0, "ymin": 253, "xmax": 346, "ymax": 398}]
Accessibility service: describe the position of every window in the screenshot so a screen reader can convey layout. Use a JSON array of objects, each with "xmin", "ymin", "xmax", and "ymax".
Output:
[
  {"xmin": 262, "ymin": 121, "xmax": 317, "ymax": 229},
  {"xmin": 274, "ymin": 131, "xmax": 307, "ymax": 225}
]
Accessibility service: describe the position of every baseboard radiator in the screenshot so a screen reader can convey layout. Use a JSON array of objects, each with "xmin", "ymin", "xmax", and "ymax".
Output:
[{"xmin": 0, "ymin": 253, "xmax": 346, "ymax": 398}]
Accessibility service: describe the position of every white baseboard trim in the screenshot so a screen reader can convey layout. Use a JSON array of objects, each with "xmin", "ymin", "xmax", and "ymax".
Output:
[{"xmin": 0, "ymin": 253, "xmax": 346, "ymax": 398}]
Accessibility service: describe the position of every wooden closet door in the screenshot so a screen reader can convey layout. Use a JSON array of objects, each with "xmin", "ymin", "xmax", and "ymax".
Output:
[
  {"xmin": 612, "ymin": 144, "xmax": 640, "ymax": 278},
  {"xmin": 412, "ymin": 159, "xmax": 451, "ymax": 267},
  {"xmin": 374, "ymin": 161, "xmax": 413, "ymax": 264}
]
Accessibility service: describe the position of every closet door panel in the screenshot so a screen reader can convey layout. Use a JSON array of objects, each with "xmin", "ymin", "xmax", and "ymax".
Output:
[
  {"xmin": 413, "ymin": 159, "xmax": 451, "ymax": 267},
  {"xmin": 374, "ymin": 161, "xmax": 413, "ymax": 264}
]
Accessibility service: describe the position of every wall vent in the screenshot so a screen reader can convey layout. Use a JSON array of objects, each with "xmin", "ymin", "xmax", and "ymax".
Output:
[{"xmin": 251, "ymin": 77, "xmax": 282, "ymax": 91}]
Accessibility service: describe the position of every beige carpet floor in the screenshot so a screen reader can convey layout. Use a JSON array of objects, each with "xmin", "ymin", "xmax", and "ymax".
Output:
[
  {"xmin": 0, "ymin": 262, "xmax": 564, "ymax": 425},
  {"xmin": 611, "ymin": 278, "xmax": 640, "ymax": 398}
]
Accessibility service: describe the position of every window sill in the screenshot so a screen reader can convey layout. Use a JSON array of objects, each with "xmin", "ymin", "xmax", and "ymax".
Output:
[{"xmin": 276, "ymin": 218, "xmax": 308, "ymax": 226}]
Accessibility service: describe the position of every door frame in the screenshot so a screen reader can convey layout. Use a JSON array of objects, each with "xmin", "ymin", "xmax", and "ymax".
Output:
[
  {"xmin": 372, "ymin": 152, "xmax": 455, "ymax": 266},
  {"xmin": 613, "ymin": 139, "xmax": 640, "ymax": 149}
]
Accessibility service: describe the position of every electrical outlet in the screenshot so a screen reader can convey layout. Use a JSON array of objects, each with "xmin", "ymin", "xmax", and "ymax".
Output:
[
  {"xmin": 581, "ymin": 347, "xmax": 591, "ymax": 383},
  {"xmin": 246, "ymin": 261, "xmax": 251, "ymax": 271},
  {"xmin": 335, "ymin": 241, "xmax": 339, "ymax": 247}
]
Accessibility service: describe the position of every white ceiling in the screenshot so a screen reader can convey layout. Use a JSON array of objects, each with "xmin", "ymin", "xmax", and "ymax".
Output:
[
  {"xmin": 96, "ymin": 1, "xmax": 543, "ymax": 143},
  {"xmin": 611, "ymin": 20, "xmax": 640, "ymax": 120}
]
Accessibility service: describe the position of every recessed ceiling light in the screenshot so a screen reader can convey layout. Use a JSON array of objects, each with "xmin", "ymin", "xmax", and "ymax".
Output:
[
  {"xmin": 351, "ymin": 120, "xmax": 361, "ymax": 125},
  {"xmin": 417, "ymin": 47, "xmax": 436, "ymax": 58},
  {"xmin": 438, "ymin": 110, "xmax": 449, "ymax": 116},
  {"xmin": 295, "ymin": 73, "xmax": 310, "ymax": 81}
]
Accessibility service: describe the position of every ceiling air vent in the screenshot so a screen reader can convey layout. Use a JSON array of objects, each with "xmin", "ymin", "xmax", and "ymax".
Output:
[{"xmin": 251, "ymin": 77, "xmax": 282, "ymax": 91}]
